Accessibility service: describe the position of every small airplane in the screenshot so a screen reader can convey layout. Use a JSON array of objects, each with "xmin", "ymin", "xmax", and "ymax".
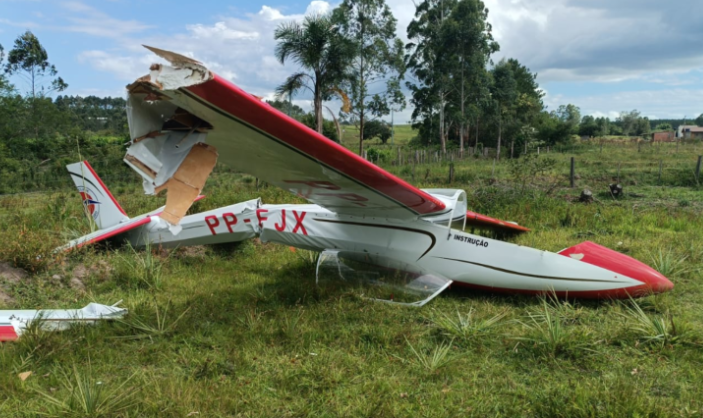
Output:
[{"xmin": 62, "ymin": 46, "xmax": 673, "ymax": 305}]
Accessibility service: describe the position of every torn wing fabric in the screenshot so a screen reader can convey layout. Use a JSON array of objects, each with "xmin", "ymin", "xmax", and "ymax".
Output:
[{"xmin": 123, "ymin": 46, "xmax": 447, "ymax": 224}]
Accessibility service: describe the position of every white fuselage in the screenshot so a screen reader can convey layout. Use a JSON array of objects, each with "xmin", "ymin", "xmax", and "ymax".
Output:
[{"xmin": 123, "ymin": 200, "xmax": 646, "ymax": 296}]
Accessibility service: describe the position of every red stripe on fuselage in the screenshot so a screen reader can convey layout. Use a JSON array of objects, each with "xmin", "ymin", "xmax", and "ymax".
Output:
[
  {"xmin": 73, "ymin": 217, "xmax": 152, "ymax": 250},
  {"xmin": 451, "ymin": 281, "xmax": 654, "ymax": 299},
  {"xmin": 186, "ymin": 76, "xmax": 446, "ymax": 215}
]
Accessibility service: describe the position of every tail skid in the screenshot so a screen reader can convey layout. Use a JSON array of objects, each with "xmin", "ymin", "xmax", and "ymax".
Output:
[{"xmin": 67, "ymin": 161, "xmax": 129, "ymax": 230}]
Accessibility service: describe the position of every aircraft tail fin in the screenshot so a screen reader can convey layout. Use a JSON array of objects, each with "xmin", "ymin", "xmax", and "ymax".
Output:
[{"xmin": 67, "ymin": 161, "xmax": 130, "ymax": 230}]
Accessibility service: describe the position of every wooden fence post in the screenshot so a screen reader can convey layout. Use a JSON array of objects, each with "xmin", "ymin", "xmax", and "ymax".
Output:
[
  {"xmin": 448, "ymin": 163, "xmax": 455, "ymax": 184},
  {"xmin": 696, "ymin": 156, "xmax": 702, "ymax": 184},
  {"xmin": 658, "ymin": 160, "xmax": 663, "ymax": 184},
  {"xmin": 570, "ymin": 157, "xmax": 575, "ymax": 188}
]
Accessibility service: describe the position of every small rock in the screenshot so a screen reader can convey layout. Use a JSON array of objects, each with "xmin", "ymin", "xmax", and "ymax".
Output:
[
  {"xmin": 70, "ymin": 277, "xmax": 85, "ymax": 291},
  {"xmin": 0, "ymin": 262, "xmax": 27, "ymax": 284},
  {"xmin": 51, "ymin": 274, "xmax": 62, "ymax": 281}
]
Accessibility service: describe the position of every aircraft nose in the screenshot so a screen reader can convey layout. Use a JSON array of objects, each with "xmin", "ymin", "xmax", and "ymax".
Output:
[{"xmin": 559, "ymin": 241, "xmax": 673, "ymax": 296}]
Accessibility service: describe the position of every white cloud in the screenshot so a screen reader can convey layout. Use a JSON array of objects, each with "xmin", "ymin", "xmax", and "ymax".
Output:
[
  {"xmin": 186, "ymin": 22, "xmax": 259, "ymax": 40},
  {"xmin": 484, "ymin": 0, "xmax": 703, "ymax": 83},
  {"xmin": 547, "ymin": 88, "xmax": 703, "ymax": 120},
  {"xmin": 77, "ymin": 50, "xmax": 156, "ymax": 81},
  {"xmin": 60, "ymin": 1, "xmax": 152, "ymax": 38},
  {"xmin": 72, "ymin": 0, "xmax": 703, "ymax": 119},
  {"xmin": 78, "ymin": 2, "xmax": 336, "ymax": 96}
]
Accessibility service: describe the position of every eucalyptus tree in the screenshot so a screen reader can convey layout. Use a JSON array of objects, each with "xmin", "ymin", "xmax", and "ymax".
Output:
[
  {"xmin": 502, "ymin": 58, "xmax": 543, "ymax": 155},
  {"xmin": 274, "ymin": 14, "xmax": 353, "ymax": 134},
  {"xmin": 332, "ymin": 0, "xmax": 405, "ymax": 155},
  {"xmin": 406, "ymin": 0, "xmax": 457, "ymax": 152},
  {"xmin": 490, "ymin": 60, "xmax": 516, "ymax": 161},
  {"xmin": 4, "ymin": 31, "xmax": 67, "ymax": 98},
  {"xmin": 440, "ymin": 0, "xmax": 497, "ymax": 154}
]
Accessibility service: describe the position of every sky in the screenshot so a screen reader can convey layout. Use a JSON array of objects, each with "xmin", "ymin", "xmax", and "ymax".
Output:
[{"xmin": 1, "ymin": 0, "xmax": 702, "ymax": 123}]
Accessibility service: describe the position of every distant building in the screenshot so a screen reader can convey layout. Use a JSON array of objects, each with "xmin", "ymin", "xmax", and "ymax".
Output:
[
  {"xmin": 652, "ymin": 131, "xmax": 675, "ymax": 142},
  {"xmin": 676, "ymin": 125, "xmax": 703, "ymax": 139}
]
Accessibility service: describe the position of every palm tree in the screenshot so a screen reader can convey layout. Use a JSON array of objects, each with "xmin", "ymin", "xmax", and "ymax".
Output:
[{"xmin": 274, "ymin": 14, "xmax": 352, "ymax": 134}]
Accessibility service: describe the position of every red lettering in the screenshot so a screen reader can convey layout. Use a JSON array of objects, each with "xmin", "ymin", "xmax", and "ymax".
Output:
[
  {"xmin": 256, "ymin": 208, "xmax": 269, "ymax": 227},
  {"xmin": 275, "ymin": 209, "xmax": 286, "ymax": 232},
  {"xmin": 222, "ymin": 212, "xmax": 238, "ymax": 233},
  {"xmin": 292, "ymin": 210, "xmax": 308, "ymax": 235},
  {"xmin": 205, "ymin": 215, "xmax": 219, "ymax": 235},
  {"xmin": 284, "ymin": 180, "xmax": 341, "ymax": 190}
]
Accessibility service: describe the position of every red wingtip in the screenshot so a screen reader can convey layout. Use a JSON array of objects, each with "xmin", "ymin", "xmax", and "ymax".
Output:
[{"xmin": 465, "ymin": 210, "xmax": 530, "ymax": 233}]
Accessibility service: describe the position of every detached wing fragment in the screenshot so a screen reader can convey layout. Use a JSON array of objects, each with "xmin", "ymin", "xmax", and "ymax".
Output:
[{"xmin": 0, "ymin": 303, "xmax": 126, "ymax": 341}]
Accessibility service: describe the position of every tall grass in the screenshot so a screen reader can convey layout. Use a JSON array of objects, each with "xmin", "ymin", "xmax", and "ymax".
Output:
[{"xmin": 34, "ymin": 365, "xmax": 138, "ymax": 417}]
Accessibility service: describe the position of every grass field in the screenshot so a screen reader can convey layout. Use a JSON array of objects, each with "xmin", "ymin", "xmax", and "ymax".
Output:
[{"xmin": 1, "ymin": 141, "xmax": 703, "ymax": 417}]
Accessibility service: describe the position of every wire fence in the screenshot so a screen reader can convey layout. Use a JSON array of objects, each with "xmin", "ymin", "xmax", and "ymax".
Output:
[{"xmin": 2, "ymin": 140, "xmax": 702, "ymax": 210}]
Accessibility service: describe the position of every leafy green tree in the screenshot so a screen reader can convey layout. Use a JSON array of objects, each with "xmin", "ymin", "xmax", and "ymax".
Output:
[
  {"xmin": 266, "ymin": 99, "xmax": 306, "ymax": 119},
  {"xmin": 441, "ymin": 0, "xmax": 497, "ymax": 154},
  {"xmin": 534, "ymin": 111, "xmax": 572, "ymax": 145},
  {"xmin": 300, "ymin": 113, "xmax": 339, "ymax": 142},
  {"xmin": 695, "ymin": 114, "xmax": 703, "ymax": 127},
  {"xmin": 655, "ymin": 122, "xmax": 673, "ymax": 131},
  {"xmin": 579, "ymin": 115, "xmax": 598, "ymax": 137},
  {"xmin": 4, "ymin": 31, "xmax": 67, "ymax": 98},
  {"xmin": 274, "ymin": 15, "xmax": 353, "ymax": 134},
  {"xmin": 595, "ymin": 117, "xmax": 610, "ymax": 136},
  {"xmin": 362, "ymin": 119, "xmax": 392, "ymax": 143},
  {"xmin": 333, "ymin": 0, "xmax": 405, "ymax": 155},
  {"xmin": 490, "ymin": 60, "xmax": 516, "ymax": 161},
  {"xmin": 502, "ymin": 59, "xmax": 543, "ymax": 155},
  {"xmin": 406, "ymin": 0, "xmax": 458, "ymax": 152},
  {"xmin": 0, "ymin": 43, "xmax": 13, "ymax": 96},
  {"xmin": 554, "ymin": 104, "xmax": 581, "ymax": 134},
  {"xmin": 635, "ymin": 116, "xmax": 650, "ymax": 136},
  {"xmin": 616, "ymin": 110, "xmax": 641, "ymax": 136}
]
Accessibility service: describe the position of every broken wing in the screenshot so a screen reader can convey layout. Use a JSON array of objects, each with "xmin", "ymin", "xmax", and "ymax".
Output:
[{"xmin": 123, "ymin": 46, "xmax": 447, "ymax": 225}]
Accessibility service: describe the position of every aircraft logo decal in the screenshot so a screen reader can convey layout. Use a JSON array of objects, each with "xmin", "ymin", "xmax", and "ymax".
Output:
[{"xmin": 78, "ymin": 186, "xmax": 101, "ymax": 221}]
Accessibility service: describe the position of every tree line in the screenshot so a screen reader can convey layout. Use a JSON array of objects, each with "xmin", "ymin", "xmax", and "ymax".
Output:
[
  {"xmin": 272, "ymin": 0, "xmax": 702, "ymax": 158},
  {"xmin": 2, "ymin": 4, "xmax": 703, "ymax": 173}
]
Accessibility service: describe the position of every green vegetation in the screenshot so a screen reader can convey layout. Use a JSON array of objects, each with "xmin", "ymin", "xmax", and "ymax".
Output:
[{"xmin": 1, "ymin": 142, "xmax": 703, "ymax": 416}]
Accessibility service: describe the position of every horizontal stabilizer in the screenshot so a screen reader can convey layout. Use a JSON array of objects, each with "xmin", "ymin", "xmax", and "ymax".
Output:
[{"xmin": 57, "ymin": 217, "xmax": 152, "ymax": 251}]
